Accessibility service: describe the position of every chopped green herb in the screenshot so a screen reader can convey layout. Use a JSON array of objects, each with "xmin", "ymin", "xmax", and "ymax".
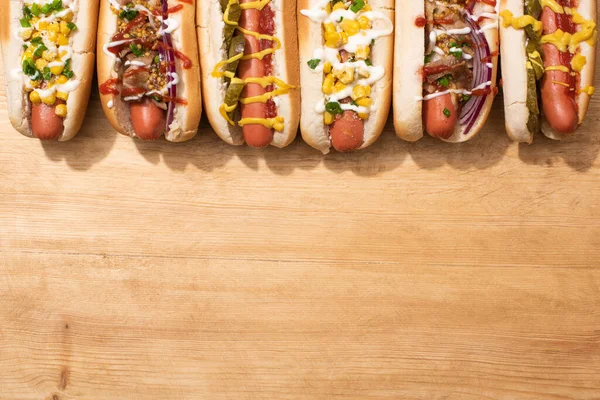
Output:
[
  {"xmin": 424, "ymin": 52, "xmax": 432, "ymax": 63},
  {"xmin": 67, "ymin": 22, "xmax": 77, "ymax": 31},
  {"xmin": 152, "ymin": 95, "xmax": 162, "ymax": 102},
  {"xmin": 22, "ymin": 58, "xmax": 37, "ymax": 76},
  {"xmin": 43, "ymin": 67, "xmax": 52, "ymax": 80},
  {"xmin": 307, "ymin": 58, "xmax": 321, "ymax": 69},
  {"xmin": 129, "ymin": 43, "xmax": 144, "ymax": 56},
  {"xmin": 154, "ymin": 55, "xmax": 160, "ymax": 64},
  {"xmin": 350, "ymin": 100, "xmax": 358, "ymax": 106},
  {"xmin": 20, "ymin": 18, "xmax": 31, "ymax": 28},
  {"xmin": 443, "ymin": 108, "xmax": 451, "ymax": 118},
  {"xmin": 350, "ymin": 0, "xmax": 365, "ymax": 13},
  {"xmin": 23, "ymin": 5, "xmax": 32, "ymax": 19},
  {"xmin": 370, "ymin": 39, "xmax": 375, "ymax": 46},
  {"xmin": 120, "ymin": 9, "xmax": 139, "ymax": 21},
  {"xmin": 30, "ymin": 37, "xmax": 43, "ymax": 45},
  {"xmin": 339, "ymin": 16, "xmax": 344, "ymax": 22},
  {"xmin": 62, "ymin": 58, "xmax": 74, "ymax": 78},
  {"xmin": 437, "ymin": 75, "xmax": 450, "ymax": 88},
  {"xmin": 31, "ymin": 4, "xmax": 41, "ymax": 16},
  {"xmin": 461, "ymin": 94, "xmax": 471, "ymax": 102},
  {"xmin": 22, "ymin": 44, "xmax": 29, "ymax": 50},
  {"xmin": 365, "ymin": 58, "xmax": 372, "ymax": 66},
  {"xmin": 451, "ymin": 48, "xmax": 463, "ymax": 59},
  {"xmin": 33, "ymin": 44, "xmax": 48, "ymax": 58},
  {"xmin": 325, "ymin": 101, "xmax": 343, "ymax": 115}
]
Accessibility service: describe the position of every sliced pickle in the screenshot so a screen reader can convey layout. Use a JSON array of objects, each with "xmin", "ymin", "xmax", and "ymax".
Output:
[
  {"xmin": 525, "ymin": 0, "xmax": 541, "ymax": 19},
  {"xmin": 526, "ymin": 40, "xmax": 544, "ymax": 80},
  {"xmin": 223, "ymin": 2, "xmax": 241, "ymax": 50},
  {"xmin": 225, "ymin": 34, "xmax": 246, "ymax": 79},
  {"xmin": 224, "ymin": 80, "xmax": 245, "ymax": 121},
  {"xmin": 526, "ymin": 62, "xmax": 541, "ymax": 134}
]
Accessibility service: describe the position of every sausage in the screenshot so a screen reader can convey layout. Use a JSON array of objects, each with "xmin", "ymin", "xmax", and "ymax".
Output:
[
  {"xmin": 330, "ymin": 110, "xmax": 364, "ymax": 152},
  {"xmin": 539, "ymin": 7, "xmax": 578, "ymax": 134},
  {"xmin": 31, "ymin": 100, "xmax": 65, "ymax": 140},
  {"xmin": 130, "ymin": 98, "xmax": 166, "ymax": 140},
  {"xmin": 328, "ymin": 50, "xmax": 364, "ymax": 152},
  {"xmin": 237, "ymin": 0, "xmax": 273, "ymax": 148},
  {"xmin": 423, "ymin": 92, "xmax": 457, "ymax": 139}
]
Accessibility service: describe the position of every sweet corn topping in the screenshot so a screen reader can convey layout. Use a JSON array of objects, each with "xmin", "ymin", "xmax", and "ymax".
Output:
[
  {"xmin": 301, "ymin": 0, "xmax": 393, "ymax": 121},
  {"xmin": 19, "ymin": 0, "xmax": 80, "ymax": 117}
]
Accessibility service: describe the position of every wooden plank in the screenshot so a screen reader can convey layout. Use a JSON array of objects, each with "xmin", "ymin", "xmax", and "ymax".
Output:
[{"xmin": 1, "ymin": 253, "xmax": 599, "ymax": 400}]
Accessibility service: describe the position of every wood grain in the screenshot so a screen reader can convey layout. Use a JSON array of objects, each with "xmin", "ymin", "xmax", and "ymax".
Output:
[{"xmin": 1, "ymin": 41, "xmax": 600, "ymax": 399}]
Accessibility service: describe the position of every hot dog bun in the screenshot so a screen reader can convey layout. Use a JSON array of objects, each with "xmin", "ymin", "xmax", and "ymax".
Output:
[
  {"xmin": 97, "ymin": 0, "xmax": 201, "ymax": 142},
  {"xmin": 500, "ymin": 0, "xmax": 597, "ymax": 142},
  {"xmin": 197, "ymin": 0, "xmax": 300, "ymax": 148},
  {"xmin": 393, "ymin": 0, "xmax": 499, "ymax": 143},
  {"xmin": 541, "ymin": 0, "xmax": 596, "ymax": 141},
  {"xmin": 0, "ymin": 0, "xmax": 98, "ymax": 141},
  {"xmin": 298, "ymin": 0, "xmax": 394, "ymax": 154}
]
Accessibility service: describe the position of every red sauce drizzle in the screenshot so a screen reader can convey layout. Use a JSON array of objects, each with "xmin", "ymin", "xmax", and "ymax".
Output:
[
  {"xmin": 258, "ymin": 3, "xmax": 277, "ymax": 118},
  {"xmin": 99, "ymin": 78, "xmax": 120, "ymax": 95},
  {"xmin": 415, "ymin": 16, "xmax": 427, "ymax": 27}
]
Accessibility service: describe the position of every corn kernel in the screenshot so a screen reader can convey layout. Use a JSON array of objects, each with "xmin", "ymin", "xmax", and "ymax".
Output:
[
  {"xmin": 57, "ymin": 34, "xmax": 69, "ymax": 46},
  {"xmin": 30, "ymin": 17, "xmax": 39, "ymax": 26},
  {"xmin": 325, "ymin": 32, "xmax": 342, "ymax": 48},
  {"xmin": 358, "ymin": 112, "xmax": 369, "ymax": 119},
  {"xmin": 356, "ymin": 46, "xmax": 370, "ymax": 59},
  {"xmin": 363, "ymin": 4, "xmax": 372, "ymax": 11},
  {"xmin": 50, "ymin": 65, "xmax": 64, "ymax": 75},
  {"xmin": 62, "ymin": 11, "xmax": 74, "ymax": 22},
  {"xmin": 334, "ymin": 81, "xmax": 346, "ymax": 92},
  {"xmin": 41, "ymin": 93, "xmax": 56, "ymax": 105},
  {"xmin": 56, "ymin": 91, "xmax": 69, "ymax": 101},
  {"xmin": 57, "ymin": 75, "xmax": 69, "ymax": 84},
  {"xmin": 322, "ymin": 73, "xmax": 335, "ymax": 95},
  {"xmin": 358, "ymin": 16, "xmax": 371, "ymax": 30},
  {"xmin": 352, "ymin": 85, "xmax": 367, "ymax": 100},
  {"xmin": 48, "ymin": 31, "xmax": 58, "ymax": 42},
  {"xmin": 332, "ymin": 1, "xmax": 346, "ymax": 10},
  {"xmin": 35, "ymin": 58, "xmax": 48, "ymax": 70},
  {"xmin": 356, "ymin": 97, "xmax": 372, "ymax": 107},
  {"xmin": 334, "ymin": 67, "xmax": 354, "ymax": 84},
  {"xmin": 29, "ymin": 91, "xmax": 41, "ymax": 104},
  {"xmin": 60, "ymin": 21, "xmax": 71, "ymax": 35},
  {"xmin": 340, "ymin": 19, "xmax": 360, "ymax": 36},
  {"xmin": 324, "ymin": 112, "xmax": 334, "ymax": 125},
  {"xmin": 42, "ymin": 50, "xmax": 55, "ymax": 61},
  {"xmin": 19, "ymin": 29, "xmax": 32, "ymax": 40},
  {"xmin": 32, "ymin": 31, "xmax": 41, "ymax": 38},
  {"xmin": 55, "ymin": 104, "xmax": 67, "ymax": 118},
  {"xmin": 323, "ymin": 62, "xmax": 332, "ymax": 74},
  {"xmin": 325, "ymin": 3, "xmax": 331, "ymax": 13},
  {"xmin": 30, "ymin": 79, "xmax": 41, "ymax": 88},
  {"xmin": 324, "ymin": 23, "xmax": 336, "ymax": 33},
  {"xmin": 23, "ymin": 48, "xmax": 34, "ymax": 60},
  {"xmin": 49, "ymin": 22, "xmax": 60, "ymax": 33},
  {"xmin": 340, "ymin": 32, "xmax": 348, "ymax": 45},
  {"xmin": 38, "ymin": 21, "xmax": 49, "ymax": 31}
]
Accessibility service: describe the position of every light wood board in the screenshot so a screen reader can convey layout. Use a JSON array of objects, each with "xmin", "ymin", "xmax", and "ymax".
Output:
[{"xmin": 1, "ymin": 45, "xmax": 600, "ymax": 399}]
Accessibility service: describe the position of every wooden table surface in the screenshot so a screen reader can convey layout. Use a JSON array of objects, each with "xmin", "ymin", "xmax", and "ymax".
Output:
[{"xmin": 2, "ymin": 47, "xmax": 600, "ymax": 399}]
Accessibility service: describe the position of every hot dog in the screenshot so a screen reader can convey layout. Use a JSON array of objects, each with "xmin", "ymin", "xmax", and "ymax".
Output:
[
  {"xmin": 393, "ymin": 0, "xmax": 499, "ymax": 143},
  {"xmin": 499, "ymin": 0, "xmax": 597, "ymax": 142},
  {"xmin": 299, "ymin": 0, "xmax": 394, "ymax": 154},
  {"xmin": 97, "ymin": 0, "xmax": 201, "ymax": 142},
  {"xmin": 0, "ymin": 0, "xmax": 99, "ymax": 141},
  {"xmin": 198, "ymin": 0, "xmax": 299, "ymax": 148}
]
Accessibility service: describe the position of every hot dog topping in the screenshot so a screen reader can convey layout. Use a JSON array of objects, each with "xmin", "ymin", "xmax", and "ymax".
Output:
[
  {"xmin": 102, "ymin": 0, "xmax": 190, "ymax": 130},
  {"xmin": 211, "ymin": 0, "xmax": 294, "ymax": 132},
  {"xmin": 300, "ymin": 0, "xmax": 393, "ymax": 129},
  {"xmin": 420, "ymin": 0, "xmax": 497, "ymax": 130},
  {"xmin": 500, "ymin": 0, "xmax": 597, "ymax": 134},
  {"xmin": 17, "ymin": 0, "xmax": 80, "ymax": 119}
]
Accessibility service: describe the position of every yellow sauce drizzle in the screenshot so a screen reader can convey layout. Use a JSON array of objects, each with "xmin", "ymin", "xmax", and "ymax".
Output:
[
  {"xmin": 501, "ymin": 5, "xmax": 597, "ymax": 96},
  {"xmin": 212, "ymin": 0, "xmax": 294, "ymax": 131},
  {"xmin": 579, "ymin": 85, "xmax": 595, "ymax": 96}
]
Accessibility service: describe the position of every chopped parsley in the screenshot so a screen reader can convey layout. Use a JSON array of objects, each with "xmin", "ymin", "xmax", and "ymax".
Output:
[
  {"xmin": 437, "ymin": 75, "xmax": 450, "ymax": 88},
  {"xmin": 325, "ymin": 101, "xmax": 343, "ymax": 115},
  {"xmin": 365, "ymin": 58, "xmax": 372, "ymax": 66},
  {"xmin": 67, "ymin": 22, "xmax": 78, "ymax": 31},
  {"xmin": 130, "ymin": 43, "xmax": 144, "ymax": 57},
  {"xmin": 307, "ymin": 58, "xmax": 321, "ymax": 69},
  {"xmin": 443, "ymin": 108, "xmax": 451, "ymax": 118},
  {"xmin": 33, "ymin": 44, "xmax": 48, "ymax": 58},
  {"xmin": 43, "ymin": 67, "xmax": 52, "ymax": 80},
  {"xmin": 350, "ymin": 0, "xmax": 365, "ymax": 13},
  {"xmin": 120, "ymin": 9, "xmax": 139, "ymax": 21}
]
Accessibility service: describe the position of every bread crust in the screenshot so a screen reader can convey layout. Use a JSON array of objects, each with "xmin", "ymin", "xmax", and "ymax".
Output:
[
  {"xmin": 0, "ymin": 0, "xmax": 99, "ymax": 141},
  {"xmin": 299, "ymin": 0, "xmax": 394, "ymax": 154},
  {"xmin": 197, "ymin": 0, "xmax": 299, "ymax": 147},
  {"xmin": 97, "ymin": 0, "xmax": 201, "ymax": 141}
]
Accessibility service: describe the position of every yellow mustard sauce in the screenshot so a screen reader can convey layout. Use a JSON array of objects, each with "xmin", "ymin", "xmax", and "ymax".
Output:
[{"xmin": 212, "ymin": 0, "xmax": 293, "ymax": 131}]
